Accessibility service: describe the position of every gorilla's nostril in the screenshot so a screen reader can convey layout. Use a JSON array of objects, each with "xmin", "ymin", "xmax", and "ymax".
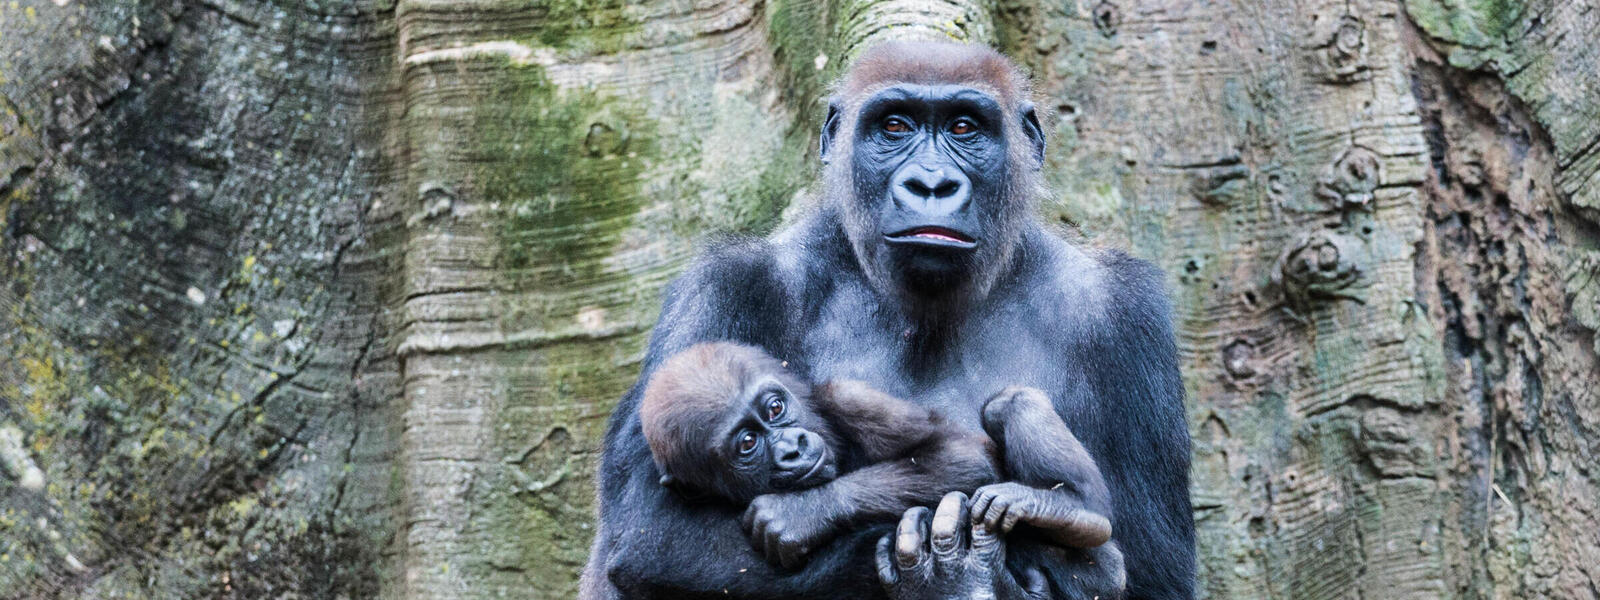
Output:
[
  {"xmin": 904, "ymin": 178, "xmax": 933, "ymax": 197},
  {"xmin": 933, "ymin": 180, "xmax": 960, "ymax": 197}
]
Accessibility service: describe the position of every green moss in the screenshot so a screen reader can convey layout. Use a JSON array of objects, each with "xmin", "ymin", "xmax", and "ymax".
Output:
[
  {"xmin": 527, "ymin": 0, "xmax": 642, "ymax": 55},
  {"xmin": 1471, "ymin": 0, "xmax": 1519, "ymax": 40},
  {"xmin": 1404, "ymin": 0, "xmax": 1521, "ymax": 52},
  {"xmin": 766, "ymin": 0, "xmax": 846, "ymax": 132},
  {"xmin": 747, "ymin": 133, "xmax": 812, "ymax": 233},
  {"xmin": 473, "ymin": 65, "xmax": 656, "ymax": 290},
  {"xmin": 666, "ymin": 90, "xmax": 811, "ymax": 238}
]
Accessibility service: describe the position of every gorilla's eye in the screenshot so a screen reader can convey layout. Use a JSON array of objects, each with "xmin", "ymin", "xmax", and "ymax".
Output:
[
  {"xmin": 765, "ymin": 394, "xmax": 786, "ymax": 420},
  {"xmin": 883, "ymin": 117, "xmax": 911, "ymax": 134},
  {"xmin": 736, "ymin": 431, "xmax": 759, "ymax": 455},
  {"xmin": 950, "ymin": 119, "xmax": 976, "ymax": 135}
]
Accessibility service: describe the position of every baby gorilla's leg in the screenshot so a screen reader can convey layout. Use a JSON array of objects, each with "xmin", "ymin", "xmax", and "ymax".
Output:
[{"xmin": 974, "ymin": 387, "xmax": 1113, "ymax": 548}]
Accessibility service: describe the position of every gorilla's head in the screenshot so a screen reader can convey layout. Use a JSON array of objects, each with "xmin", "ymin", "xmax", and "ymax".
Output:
[
  {"xmin": 640, "ymin": 343, "xmax": 841, "ymax": 504},
  {"xmin": 820, "ymin": 42, "xmax": 1046, "ymax": 315}
]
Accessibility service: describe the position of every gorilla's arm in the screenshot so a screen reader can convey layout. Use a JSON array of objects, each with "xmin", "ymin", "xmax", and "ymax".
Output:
[
  {"xmin": 811, "ymin": 379, "xmax": 993, "ymax": 467},
  {"xmin": 584, "ymin": 243, "xmax": 885, "ymax": 599},
  {"xmin": 1077, "ymin": 251, "xmax": 1194, "ymax": 600}
]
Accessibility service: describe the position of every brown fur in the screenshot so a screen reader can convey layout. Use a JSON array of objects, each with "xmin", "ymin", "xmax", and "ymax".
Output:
[
  {"xmin": 835, "ymin": 41, "xmax": 1032, "ymax": 106},
  {"xmin": 640, "ymin": 342, "xmax": 811, "ymax": 480}
]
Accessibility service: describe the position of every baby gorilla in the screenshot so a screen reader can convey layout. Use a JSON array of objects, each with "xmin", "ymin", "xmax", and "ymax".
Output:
[{"xmin": 640, "ymin": 341, "xmax": 1123, "ymax": 582}]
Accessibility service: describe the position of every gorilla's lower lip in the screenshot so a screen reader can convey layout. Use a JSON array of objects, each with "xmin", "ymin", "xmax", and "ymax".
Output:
[{"xmin": 884, "ymin": 227, "xmax": 978, "ymax": 249}]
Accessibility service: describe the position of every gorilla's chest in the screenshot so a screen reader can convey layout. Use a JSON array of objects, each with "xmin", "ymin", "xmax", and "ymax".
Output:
[{"xmin": 795, "ymin": 289, "xmax": 1082, "ymax": 433}]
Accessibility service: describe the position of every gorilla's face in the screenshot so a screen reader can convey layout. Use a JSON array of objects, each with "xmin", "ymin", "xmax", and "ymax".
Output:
[
  {"xmin": 700, "ymin": 377, "xmax": 838, "ymax": 503},
  {"xmin": 824, "ymin": 84, "xmax": 1042, "ymax": 304}
]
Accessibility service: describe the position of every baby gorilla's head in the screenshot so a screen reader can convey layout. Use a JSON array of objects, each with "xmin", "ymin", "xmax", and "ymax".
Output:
[{"xmin": 640, "ymin": 342, "xmax": 840, "ymax": 503}]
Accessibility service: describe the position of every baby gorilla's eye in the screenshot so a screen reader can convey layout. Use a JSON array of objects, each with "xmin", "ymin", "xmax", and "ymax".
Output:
[
  {"xmin": 737, "ymin": 431, "xmax": 759, "ymax": 454},
  {"xmin": 765, "ymin": 394, "xmax": 786, "ymax": 420},
  {"xmin": 950, "ymin": 119, "xmax": 976, "ymax": 135},
  {"xmin": 883, "ymin": 117, "xmax": 911, "ymax": 133}
]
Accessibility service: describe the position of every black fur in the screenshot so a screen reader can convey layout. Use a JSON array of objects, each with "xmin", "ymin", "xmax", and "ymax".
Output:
[{"xmin": 581, "ymin": 41, "xmax": 1192, "ymax": 600}]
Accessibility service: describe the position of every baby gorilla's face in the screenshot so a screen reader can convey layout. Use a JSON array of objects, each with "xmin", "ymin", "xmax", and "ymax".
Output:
[{"xmin": 705, "ymin": 377, "xmax": 839, "ymax": 502}]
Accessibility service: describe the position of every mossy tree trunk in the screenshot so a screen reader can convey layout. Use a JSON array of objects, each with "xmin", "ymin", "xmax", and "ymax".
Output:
[{"xmin": 1, "ymin": 0, "xmax": 1596, "ymax": 599}]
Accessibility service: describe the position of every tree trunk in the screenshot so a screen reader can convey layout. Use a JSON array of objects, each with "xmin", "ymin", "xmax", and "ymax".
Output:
[{"xmin": 0, "ymin": 0, "xmax": 1595, "ymax": 598}]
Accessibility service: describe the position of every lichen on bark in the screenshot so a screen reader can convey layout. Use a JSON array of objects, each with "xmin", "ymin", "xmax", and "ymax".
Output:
[{"xmin": 2, "ymin": 0, "xmax": 1598, "ymax": 598}]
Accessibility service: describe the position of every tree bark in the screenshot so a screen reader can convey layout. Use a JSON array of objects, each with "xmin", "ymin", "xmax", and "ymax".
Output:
[{"xmin": 0, "ymin": 0, "xmax": 1595, "ymax": 599}]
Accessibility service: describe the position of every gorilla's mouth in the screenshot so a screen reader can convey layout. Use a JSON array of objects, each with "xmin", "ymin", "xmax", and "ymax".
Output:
[
  {"xmin": 783, "ymin": 448, "xmax": 837, "ymax": 489},
  {"xmin": 884, "ymin": 226, "xmax": 978, "ymax": 250}
]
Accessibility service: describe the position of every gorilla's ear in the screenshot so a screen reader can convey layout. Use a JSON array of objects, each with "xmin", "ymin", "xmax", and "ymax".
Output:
[
  {"xmin": 1019, "ymin": 101, "xmax": 1046, "ymax": 169},
  {"xmin": 658, "ymin": 473, "xmax": 709, "ymax": 503},
  {"xmin": 819, "ymin": 99, "xmax": 843, "ymax": 164}
]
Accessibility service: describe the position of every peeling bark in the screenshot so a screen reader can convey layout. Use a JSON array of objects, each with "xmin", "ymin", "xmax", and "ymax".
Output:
[{"xmin": 1, "ymin": 0, "xmax": 1596, "ymax": 598}]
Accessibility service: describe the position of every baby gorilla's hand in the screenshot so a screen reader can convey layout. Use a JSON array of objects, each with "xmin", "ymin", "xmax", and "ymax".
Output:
[{"xmin": 742, "ymin": 493, "xmax": 841, "ymax": 570}]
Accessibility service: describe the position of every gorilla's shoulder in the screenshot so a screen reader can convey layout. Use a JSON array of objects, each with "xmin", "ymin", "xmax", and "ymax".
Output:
[
  {"xmin": 1024, "ymin": 229, "xmax": 1172, "ymax": 330},
  {"xmin": 685, "ymin": 235, "xmax": 778, "ymax": 279},
  {"xmin": 649, "ymin": 235, "xmax": 798, "ymax": 351},
  {"xmin": 664, "ymin": 235, "xmax": 786, "ymax": 304},
  {"xmin": 1091, "ymin": 247, "xmax": 1170, "ymax": 299},
  {"xmin": 1086, "ymin": 246, "xmax": 1177, "ymax": 345}
]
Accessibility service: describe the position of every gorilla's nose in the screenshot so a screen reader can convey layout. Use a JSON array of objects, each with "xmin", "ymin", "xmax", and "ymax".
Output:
[
  {"xmin": 892, "ymin": 165, "xmax": 970, "ymax": 216},
  {"xmin": 771, "ymin": 430, "xmax": 815, "ymax": 471}
]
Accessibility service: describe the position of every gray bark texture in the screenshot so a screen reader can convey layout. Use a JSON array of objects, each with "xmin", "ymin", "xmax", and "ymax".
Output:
[{"xmin": 0, "ymin": 0, "xmax": 1596, "ymax": 598}]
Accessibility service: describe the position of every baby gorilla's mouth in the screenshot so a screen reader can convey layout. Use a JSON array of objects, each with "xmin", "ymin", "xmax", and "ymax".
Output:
[
  {"xmin": 779, "ymin": 447, "xmax": 835, "ymax": 490},
  {"xmin": 799, "ymin": 447, "xmax": 830, "ymax": 481}
]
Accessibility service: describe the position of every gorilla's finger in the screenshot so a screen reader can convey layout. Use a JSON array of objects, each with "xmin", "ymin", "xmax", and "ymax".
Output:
[
  {"xmin": 748, "ymin": 516, "xmax": 769, "ymax": 555},
  {"xmin": 764, "ymin": 526, "xmax": 783, "ymax": 563},
  {"xmin": 983, "ymin": 496, "xmax": 1009, "ymax": 530},
  {"xmin": 970, "ymin": 516, "xmax": 1003, "ymax": 564},
  {"xmin": 895, "ymin": 506, "xmax": 932, "ymax": 570},
  {"xmin": 875, "ymin": 534, "xmax": 899, "ymax": 587},
  {"xmin": 1068, "ymin": 509, "xmax": 1114, "ymax": 546},
  {"xmin": 780, "ymin": 541, "xmax": 801, "ymax": 571},
  {"xmin": 740, "ymin": 505, "xmax": 756, "ymax": 534},
  {"xmin": 970, "ymin": 488, "xmax": 995, "ymax": 526},
  {"xmin": 930, "ymin": 491, "xmax": 970, "ymax": 558},
  {"xmin": 1000, "ymin": 502, "xmax": 1025, "ymax": 533}
]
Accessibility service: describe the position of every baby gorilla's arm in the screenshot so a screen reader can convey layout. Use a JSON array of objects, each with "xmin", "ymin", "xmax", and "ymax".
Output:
[
  {"xmin": 972, "ymin": 386, "xmax": 1115, "ymax": 549},
  {"xmin": 742, "ymin": 380, "xmax": 999, "ymax": 569}
]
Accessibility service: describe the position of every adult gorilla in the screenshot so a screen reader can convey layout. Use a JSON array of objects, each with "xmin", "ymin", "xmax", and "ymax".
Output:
[{"xmin": 580, "ymin": 42, "xmax": 1193, "ymax": 600}]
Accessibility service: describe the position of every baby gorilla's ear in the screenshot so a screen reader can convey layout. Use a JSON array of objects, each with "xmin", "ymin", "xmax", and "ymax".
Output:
[{"xmin": 659, "ymin": 473, "xmax": 712, "ymax": 503}]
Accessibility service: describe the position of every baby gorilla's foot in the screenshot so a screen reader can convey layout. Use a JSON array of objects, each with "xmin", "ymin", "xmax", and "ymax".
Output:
[
  {"xmin": 970, "ymin": 482, "xmax": 1112, "ymax": 548},
  {"xmin": 970, "ymin": 482, "xmax": 1040, "ymax": 533}
]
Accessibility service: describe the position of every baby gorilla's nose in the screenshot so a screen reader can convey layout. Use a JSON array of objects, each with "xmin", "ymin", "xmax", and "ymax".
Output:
[{"xmin": 772, "ymin": 429, "xmax": 816, "ymax": 471}]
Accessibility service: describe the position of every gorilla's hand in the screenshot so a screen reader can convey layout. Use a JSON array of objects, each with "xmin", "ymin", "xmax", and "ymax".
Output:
[
  {"xmin": 876, "ymin": 492, "xmax": 1011, "ymax": 600},
  {"xmin": 743, "ymin": 492, "xmax": 840, "ymax": 569}
]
